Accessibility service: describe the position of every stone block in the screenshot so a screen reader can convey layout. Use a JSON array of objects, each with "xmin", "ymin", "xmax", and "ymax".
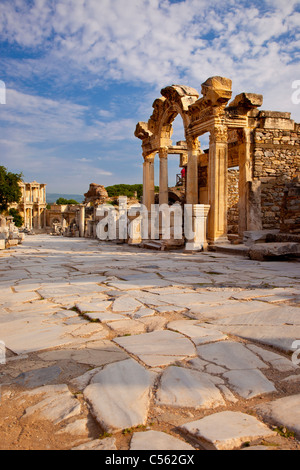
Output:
[{"xmin": 249, "ymin": 242, "xmax": 300, "ymax": 260}]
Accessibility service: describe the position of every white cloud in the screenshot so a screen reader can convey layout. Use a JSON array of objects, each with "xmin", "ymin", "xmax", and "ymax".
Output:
[
  {"xmin": 1, "ymin": 0, "xmax": 299, "ymax": 190},
  {"xmin": 1, "ymin": 0, "xmax": 298, "ymax": 113}
]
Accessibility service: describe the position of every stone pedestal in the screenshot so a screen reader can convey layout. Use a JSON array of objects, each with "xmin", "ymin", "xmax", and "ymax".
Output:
[{"xmin": 185, "ymin": 204, "xmax": 210, "ymax": 252}]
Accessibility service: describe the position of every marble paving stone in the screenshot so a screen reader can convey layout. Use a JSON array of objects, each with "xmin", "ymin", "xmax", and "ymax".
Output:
[
  {"xmin": 156, "ymin": 366, "xmax": 225, "ymax": 409},
  {"xmin": 112, "ymin": 296, "xmax": 143, "ymax": 313},
  {"xmin": 247, "ymin": 344, "xmax": 298, "ymax": 372},
  {"xmin": 255, "ymin": 394, "xmax": 300, "ymax": 437},
  {"xmin": 130, "ymin": 431, "xmax": 194, "ymax": 450},
  {"xmin": 212, "ymin": 305, "xmax": 300, "ymax": 326},
  {"xmin": 157, "ymin": 292, "xmax": 231, "ymax": 308},
  {"xmin": 180, "ymin": 411, "xmax": 276, "ymax": 450},
  {"xmin": 21, "ymin": 384, "xmax": 82, "ymax": 425},
  {"xmin": 167, "ymin": 320, "xmax": 227, "ymax": 345},
  {"xmin": 75, "ymin": 301, "xmax": 112, "ymax": 313},
  {"xmin": 214, "ymin": 325, "xmax": 300, "ymax": 353},
  {"xmin": 38, "ymin": 340, "xmax": 129, "ymax": 367},
  {"xmin": 114, "ymin": 330, "xmax": 196, "ymax": 367},
  {"xmin": 188, "ymin": 300, "xmax": 277, "ymax": 320},
  {"xmin": 72, "ymin": 438, "xmax": 117, "ymax": 450},
  {"xmin": 106, "ymin": 318, "xmax": 146, "ymax": 335},
  {"xmin": 197, "ymin": 341, "xmax": 268, "ymax": 370},
  {"xmin": 84, "ymin": 311, "xmax": 128, "ymax": 322},
  {"xmin": 84, "ymin": 359, "xmax": 155, "ymax": 433},
  {"xmin": 108, "ymin": 279, "xmax": 171, "ymax": 290},
  {"xmin": 70, "ymin": 367, "xmax": 103, "ymax": 391},
  {"xmin": 13, "ymin": 365, "xmax": 63, "ymax": 389},
  {"xmin": 57, "ymin": 418, "xmax": 89, "ymax": 436},
  {"xmin": 223, "ymin": 369, "xmax": 277, "ymax": 399},
  {"xmin": 133, "ymin": 307, "xmax": 156, "ymax": 319}
]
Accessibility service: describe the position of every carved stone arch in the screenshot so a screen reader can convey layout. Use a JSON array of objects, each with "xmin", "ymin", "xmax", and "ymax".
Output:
[{"xmin": 157, "ymin": 85, "xmax": 199, "ymax": 147}]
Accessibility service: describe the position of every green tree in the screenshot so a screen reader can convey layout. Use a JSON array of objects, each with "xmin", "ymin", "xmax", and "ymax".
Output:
[
  {"xmin": 8, "ymin": 208, "xmax": 24, "ymax": 227},
  {"xmin": 56, "ymin": 198, "xmax": 79, "ymax": 205},
  {"xmin": 105, "ymin": 184, "xmax": 159, "ymax": 199},
  {"xmin": 0, "ymin": 166, "xmax": 23, "ymax": 213}
]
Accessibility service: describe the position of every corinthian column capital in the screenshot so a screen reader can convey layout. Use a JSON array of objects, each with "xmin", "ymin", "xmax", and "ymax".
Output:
[
  {"xmin": 159, "ymin": 147, "xmax": 169, "ymax": 159},
  {"xmin": 210, "ymin": 125, "xmax": 228, "ymax": 144}
]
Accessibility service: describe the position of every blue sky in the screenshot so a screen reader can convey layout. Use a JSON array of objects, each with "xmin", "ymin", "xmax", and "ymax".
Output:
[{"xmin": 0, "ymin": 0, "xmax": 299, "ymax": 194}]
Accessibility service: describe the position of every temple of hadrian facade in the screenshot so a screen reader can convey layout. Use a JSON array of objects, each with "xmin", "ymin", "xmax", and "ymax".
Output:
[
  {"xmin": 135, "ymin": 76, "xmax": 300, "ymax": 247},
  {"xmin": 10, "ymin": 181, "xmax": 47, "ymax": 231}
]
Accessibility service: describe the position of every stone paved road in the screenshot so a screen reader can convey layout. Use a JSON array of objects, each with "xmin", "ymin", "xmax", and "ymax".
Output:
[{"xmin": 0, "ymin": 235, "xmax": 300, "ymax": 450}]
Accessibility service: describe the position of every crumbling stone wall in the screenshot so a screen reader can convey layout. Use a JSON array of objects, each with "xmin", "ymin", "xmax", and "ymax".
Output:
[
  {"xmin": 253, "ymin": 121, "xmax": 300, "ymax": 230},
  {"xmin": 227, "ymin": 169, "xmax": 239, "ymax": 234}
]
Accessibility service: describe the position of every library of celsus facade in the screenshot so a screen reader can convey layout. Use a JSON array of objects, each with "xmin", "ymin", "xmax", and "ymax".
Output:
[
  {"xmin": 135, "ymin": 76, "xmax": 300, "ymax": 249},
  {"xmin": 11, "ymin": 181, "xmax": 47, "ymax": 231}
]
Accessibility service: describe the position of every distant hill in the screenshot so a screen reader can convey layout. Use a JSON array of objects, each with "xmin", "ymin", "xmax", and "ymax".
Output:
[{"xmin": 47, "ymin": 193, "xmax": 84, "ymax": 204}]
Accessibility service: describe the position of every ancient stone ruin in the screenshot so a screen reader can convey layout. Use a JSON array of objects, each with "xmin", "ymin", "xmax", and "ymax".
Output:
[{"xmin": 135, "ymin": 76, "xmax": 300, "ymax": 253}]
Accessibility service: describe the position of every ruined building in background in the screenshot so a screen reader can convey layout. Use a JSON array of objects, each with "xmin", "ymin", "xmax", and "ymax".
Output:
[
  {"xmin": 135, "ymin": 76, "xmax": 300, "ymax": 250},
  {"xmin": 10, "ymin": 181, "xmax": 47, "ymax": 231},
  {"xmin": 84, "ymin": 184, "xmax": 109, "ymax": 238}
]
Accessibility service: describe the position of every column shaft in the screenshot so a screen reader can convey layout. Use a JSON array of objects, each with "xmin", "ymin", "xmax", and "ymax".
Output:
[
  {"xmin": 186, "ymin": 137, "xmax": 199, "ymax": 205},
  {"xmin": 159, "ymin": 148, "xmax": 169, "ymax": 206},
  {"xmin": 207, "ymin": 126, "xmax": 228, "ymax": 244}
]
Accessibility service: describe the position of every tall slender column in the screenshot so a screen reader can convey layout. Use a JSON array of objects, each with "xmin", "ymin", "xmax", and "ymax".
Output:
[
  {"xmin": 186, "ymin": 137, "xmax": 199, "ymax": 205},
  {"xmin": 38, "ymin": 206, "xmax": 41, "ymax": 229},
  {"xmin": 238, "ymin": 127, "xmax": 251, "ymax": 236},
  {"xmin": 159, "ymin": 147, "xmax": 169, "ymax": 206},
  {"xmin": 79, "ymin": 205, "xmax": 85, "ymax": 237},
  {"xmin": 143, "ymin": 154, "xmax": 155, "ymax": 211},
  {"xmin": 207, "ymin": 125, "xmax": 229, "ymax": 244}
]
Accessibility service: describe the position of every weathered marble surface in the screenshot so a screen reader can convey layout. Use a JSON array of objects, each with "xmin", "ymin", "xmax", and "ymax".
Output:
[{"xmin": 0, "ymin": 235, "xmax": 299, "ymax": 451}]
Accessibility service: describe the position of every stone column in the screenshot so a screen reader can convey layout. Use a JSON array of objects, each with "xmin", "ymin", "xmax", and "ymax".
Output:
[
  {"xmin": 159, "ymin": 147, "xmax": 169, "ymax": 206},
  {"xmin": 186, "ymin": 137, "xmax": 199, "ymax": 205},
  {"xmin": 143, "ymin": 154, "xmax": 155, "ymax": 211},
  {"xmin": 79, "ymin": 205, "xmax": 85, "ymax": 237},
  {"xmin": 37, "ymin": 206, "xmax": 41, "ymax": 229},
  {"xmin": 24, "ymin": 204, "xmax": 27, "ymax": 228},
  {"xmin": 207, "ymin": 125, "xmax": 229, "ymax": 244},
  {"xmin": 238, "ymin": 127, "xmax": 252, "ymax": 236}
]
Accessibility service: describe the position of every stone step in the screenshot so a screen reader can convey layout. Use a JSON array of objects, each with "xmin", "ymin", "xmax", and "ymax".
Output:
[{"xmin": 208, "ymin": 243, "xmax": 250, "ymax": 257}]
